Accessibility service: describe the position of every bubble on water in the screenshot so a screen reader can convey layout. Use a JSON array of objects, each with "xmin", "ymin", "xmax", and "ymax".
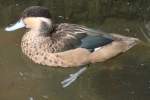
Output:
[
  {"xmin": 58, "ymin": 16, "xmax": 64, "ymax": 18},
  {"xmin": 18, "ymin": 72, "xmax": 24, "ymax": 77},
  {"xmin": 15, "ymin": 3, "xmax": 19, "ymax": 6},
  {"xmin": 140, "ymin": 63, "xmax": 144, "ymax": 66},
  {"xmin": 125, "ymin": 28, "xmax": 130, "ymax": 33},
  {"xmin": 42, "ymin": 95, "xmax": 48, "ymax": 99},
  {"xmin": 29, "ymin": 97, "xmax": 34, "ymax": 100}
]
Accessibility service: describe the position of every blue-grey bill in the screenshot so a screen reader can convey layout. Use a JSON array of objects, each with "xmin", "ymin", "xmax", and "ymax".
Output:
[{"xmin": 5, "ymin": 19, "xmax": 25, "ymax": 31}]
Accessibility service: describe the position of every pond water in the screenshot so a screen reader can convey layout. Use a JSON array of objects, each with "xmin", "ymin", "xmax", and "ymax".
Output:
[{"xmin": 0, "ymin": 0, "xmax": 150, "ymax": 100}]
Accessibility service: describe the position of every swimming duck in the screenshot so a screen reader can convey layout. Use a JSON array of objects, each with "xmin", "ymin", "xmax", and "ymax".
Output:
[{"xmin": 5, "ymin": 6, "xmax": 139, "ymax": 87}]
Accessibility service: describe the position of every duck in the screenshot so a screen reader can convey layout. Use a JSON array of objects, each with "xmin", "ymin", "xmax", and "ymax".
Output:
[
  {"xmin": 5, "ymin": 6, "xmax": 140, "ymax": 87},
  {"xmin": 5, "ymin": 6, "xmax": 139, "ymax": 67}
]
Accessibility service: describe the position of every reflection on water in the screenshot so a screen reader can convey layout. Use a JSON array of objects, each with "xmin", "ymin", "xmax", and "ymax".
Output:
[{"xmin": 0, "ymin": 0, "xmax": 150, "ymax": 100}]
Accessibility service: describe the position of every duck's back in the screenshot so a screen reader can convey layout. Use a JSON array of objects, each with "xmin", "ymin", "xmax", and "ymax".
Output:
[{"xmin": 51, "ymin": 23, "xmax": 113, "ymax": 52}]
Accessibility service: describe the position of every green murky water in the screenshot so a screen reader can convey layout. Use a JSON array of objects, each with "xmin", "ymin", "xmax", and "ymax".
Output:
[{"xmin": 0, "ymin": 0, "xmax": 150, "ymax": 100}]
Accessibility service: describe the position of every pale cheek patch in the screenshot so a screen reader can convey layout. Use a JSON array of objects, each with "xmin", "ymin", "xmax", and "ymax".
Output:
[
  {"xmin": 23, "ymin": 17, "xmax": 52, "ymax": 29},
  {"xmin": 23, "ymin": 17, "xmax": 42, "ymax": 29}
]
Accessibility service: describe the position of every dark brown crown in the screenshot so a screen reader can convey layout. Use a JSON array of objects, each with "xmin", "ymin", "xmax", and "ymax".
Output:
[{"xmin": 22, "ymin": 6, "xmax": 51, "ymax": 18}]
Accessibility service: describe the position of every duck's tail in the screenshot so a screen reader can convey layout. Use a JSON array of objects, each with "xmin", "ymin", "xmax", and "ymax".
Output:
[
  {"xmin": 89, "ymin": 33, "xmax": 140, "ymax": 63},
  {"xmin": 110, "ymin": 33, "xmax": 140, "ymax": 52}
]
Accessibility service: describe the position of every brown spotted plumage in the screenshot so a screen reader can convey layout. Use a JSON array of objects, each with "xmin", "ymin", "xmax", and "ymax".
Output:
[{"xmin": 5, "ymin": 6, "xmax": 140, "ymax": 67}]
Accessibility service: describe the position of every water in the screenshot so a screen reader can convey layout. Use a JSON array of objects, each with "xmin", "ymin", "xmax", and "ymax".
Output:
[{"xmin": 0, "ymin": 0, "xmax": 150, "ymax": 100}]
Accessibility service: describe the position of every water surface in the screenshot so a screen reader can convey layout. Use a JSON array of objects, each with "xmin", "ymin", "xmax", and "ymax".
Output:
[{"xmin": 0, "ymin": 0, "xmax": 150, "ymax": 100}]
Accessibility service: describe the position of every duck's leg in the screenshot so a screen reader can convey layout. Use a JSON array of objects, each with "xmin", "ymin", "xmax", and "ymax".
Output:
[{"xmin": 61, "ymin": 66, "xmax": 88, "ymax": 88}]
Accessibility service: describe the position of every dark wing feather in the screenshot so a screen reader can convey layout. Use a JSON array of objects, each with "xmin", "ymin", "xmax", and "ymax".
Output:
[
  {"xmin": 80, "ymin": 36, "xmax": 113, "ymax": 52},
  {"xmin": 53, "ymin": 23, "xmax": 113, "ymax": 52}
]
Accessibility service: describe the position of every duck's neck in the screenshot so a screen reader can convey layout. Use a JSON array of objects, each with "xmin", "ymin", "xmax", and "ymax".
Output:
[
  {"xmin": 39, "ymin": 18, "xmax": 54, "ymax": 35},
  {"xmin": 22, "ymin": 31, "xmax": 52, "ymax": 55}
]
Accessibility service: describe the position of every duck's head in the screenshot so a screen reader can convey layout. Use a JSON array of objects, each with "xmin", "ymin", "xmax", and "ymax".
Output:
[{"xmin": 5, "ymin": 6, "xmax": 53, "ymax": 33}]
